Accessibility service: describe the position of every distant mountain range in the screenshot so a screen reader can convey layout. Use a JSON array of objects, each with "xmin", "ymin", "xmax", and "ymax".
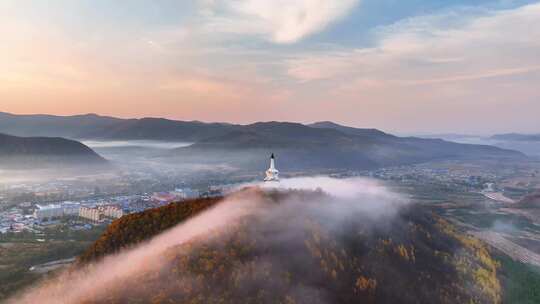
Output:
[
  {"xmin": 0, "ymin": 112, "xmax": 235, "ymax": 141},
  {"xmin": 308, "ymin": 121, "xmax": 394, "ymax": 138},
  {"xmin": 176, "ymin": 121, "xmax": 524, "ymax": 170},
  {"xmin": 0, "ymin": 133, "xmax": 107, "ymax": 169},
  {"xmin": 0, "ymin": 112, "xmax": 525, "ymax": 171},
  {"xmin": 491, "ymin": 133, "xmax": 540, "ymax": 142}
]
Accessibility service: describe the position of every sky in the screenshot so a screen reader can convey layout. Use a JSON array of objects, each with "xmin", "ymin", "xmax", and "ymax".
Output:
[{"xmin": 1, "ymin": 0, "xmax": 539, "ymax": 134}]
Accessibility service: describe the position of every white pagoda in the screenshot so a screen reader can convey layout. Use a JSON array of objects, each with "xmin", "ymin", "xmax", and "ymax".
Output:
[{"xmin": 264, "ymin": 153, "xmax": 280, "ymax": 182}]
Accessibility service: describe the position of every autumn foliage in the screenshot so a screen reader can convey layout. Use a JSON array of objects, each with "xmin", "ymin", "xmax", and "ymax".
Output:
[
  {"xmin": 76, "ymin": 189, "xmax": 501, "ymax": 303},
  {"xmin": 77, "ymin": 197, "xmax": 220, "ymax": 264}
]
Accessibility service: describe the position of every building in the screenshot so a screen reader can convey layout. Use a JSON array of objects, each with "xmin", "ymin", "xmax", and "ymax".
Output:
[
  {"xmin": 79, "ymin": 205, "xmax": 123, "ymax": 223},
  {"xmin": 102, "ymin": 205, "xmax": 124, "ymax": 219},
  {"xmin": 18, "ymin": 202, "xmax": 32, "ymax": 208},
  {"xmin": 200, "ymin": 187, "xmax": 223, "ymax": 198},
  {"xmin": 61, "ymin": 202, "xmax": 80, "ymax": 216},
  {"xmin": 171, "ymin": 188, "xmax": 200, "ymax": 200},
  {"xmin": 264, "ymin": 153, "xmax": 280, "ymax": 182},
  {"xmin": 79, "ymin": 206, "xmax": 102, "ymax": 222},
  {"xmin": 34, "ymin": 204, "xmax": 64, "ymax": 221},
  {"xmin": 33, "ymin": 202, "xmax": 81, "ymax": 221}
]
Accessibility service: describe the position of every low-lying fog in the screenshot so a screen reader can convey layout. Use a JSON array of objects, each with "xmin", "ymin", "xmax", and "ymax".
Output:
[
  {"xmin": 82, "ymin": 140, "xmax": 192, "ymax": 150},
  {"xmin": 86, "ymin": 140, "xmax": 240, "ymax": 174},
  {"xmin": 0, "ymin": 140, "xmax": 240, "ymax": 185},
  {"xmin": 84, "ymin": 140, "xmax": 195, "ymax": 169},
  {"xmin": 0, "ymin": 169, "xmax": 117, "ymax": 184},
  {"xmin": 426, "ymin": 136, "xmax": 540, "ymax": 157}
]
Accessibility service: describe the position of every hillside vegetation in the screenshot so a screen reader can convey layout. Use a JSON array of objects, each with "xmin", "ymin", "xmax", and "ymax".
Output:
[
  {"xmin": 497, "ymin": 254, "xmax": 540, "ymax": 304},
  {"xmin": 76, "ymin": 189, "xmax": 502, "ymax": 304},
  {"xmin": 78, "ymin": 197, "xmax": 220, "ymax": 263},
  {"xmin": 0, "ymin": 133, "xmax": 106, "ymax": 169}
]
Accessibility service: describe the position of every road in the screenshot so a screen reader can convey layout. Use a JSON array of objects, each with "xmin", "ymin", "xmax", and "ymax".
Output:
[
  {"xmin": 472, "ymin": 231, "xmax": 540, "ymax": 267},
  {"xmin": 481, "ymin": 191, "xmax": 516, "ymax": 204},
  {"xmin": 29, "ymin": 257, "xmax": 76, "ymax": 274}
]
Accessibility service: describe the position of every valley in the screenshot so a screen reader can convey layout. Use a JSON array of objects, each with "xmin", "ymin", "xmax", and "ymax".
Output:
[{"xmin": 0, "ymin": 115, "xmax": 539, "ymax": 303}]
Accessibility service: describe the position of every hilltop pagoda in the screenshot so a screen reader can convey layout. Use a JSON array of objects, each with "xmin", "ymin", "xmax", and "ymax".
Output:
[{"xmin": 264, "ymin": 153, "xmax": 280, "ymax": 182}]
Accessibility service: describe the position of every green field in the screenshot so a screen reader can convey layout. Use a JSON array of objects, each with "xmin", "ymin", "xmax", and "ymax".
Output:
[
  {"xmin": 0, "ymin": 225, "xmax": 105, "ymax": 301},
  {"xmin": 497, "ymin": 255, "xmax": 540, "ymax": 304}
]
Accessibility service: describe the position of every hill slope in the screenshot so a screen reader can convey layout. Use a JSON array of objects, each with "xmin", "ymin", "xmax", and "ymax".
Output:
[
  {"xmin": 78, "ymin": 197, "xmax": 220, "ymax": 263},
  {"xmin": 74, "ymin": 188, "xmax": 501, "ymax": 304},
  {"xmin": 309, "ymin": 121, "xmax": 394, "ymax": 138},
  {"xmin": 0, "ymin": 133, "xmax": 107, "ymax": 169},
  {"xmin": 174, "ymin": 122, "xmax": 524, "ymax": 171}
]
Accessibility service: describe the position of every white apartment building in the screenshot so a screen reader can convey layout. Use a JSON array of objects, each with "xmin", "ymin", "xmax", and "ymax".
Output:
[
  {"xmin": 61, "ymin": 202, "xmax": 80, "ymax": 216},
  {"xmin": 79, "ymin": 206, "xmax": 103, "ymax": 222},
  {"xmin": 34, "ymin": 202, "xmax": 81, "ymax": 221},
  {"xmin": 171, "ymin": 188, "xmax": 200, "ymax": 199},
  {"xmin": 34, "ymin": 204, "xmax": 64, "ymax": 221},
  {"xmin": 79, "ymin": 205, "xmax": 123, "ymax": 222},
  {"xmin": 102, "ymin": 205, "xmax": 124, "ymax": 219}
]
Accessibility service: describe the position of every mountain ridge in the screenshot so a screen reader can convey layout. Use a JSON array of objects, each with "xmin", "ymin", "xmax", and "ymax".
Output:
[
  {"xmin": 174, "ymin": 121, "xmax": 524, "ymax": 171},
  {"xmin": 0, "ymin": 133, "xmax": 107, "ymax": 169},
  {"xmin": 309, "ymin": 121, "xmax": 395, "ymax": 139},
  {"xmin": 0, "ymin": 112, "xmax": 525, "ymax": 171}
]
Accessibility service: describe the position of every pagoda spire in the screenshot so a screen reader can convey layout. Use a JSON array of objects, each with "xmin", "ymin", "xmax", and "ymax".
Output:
[{"xmin": 264, "ymin": 153, "xmax": 279, "ymax": 182}]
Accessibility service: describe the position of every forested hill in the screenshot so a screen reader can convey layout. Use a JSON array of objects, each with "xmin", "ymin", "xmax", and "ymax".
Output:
[
  {"xmin": 78, "ymin": 196, "xmax": 220, "ymax": 263},
  {"xmin": 0, "ymin": 133, "xmax": 107, "ymax": 169},
  {"xmin": 76, "ymin": 189, "xmax": 502, "ymax": 304}
]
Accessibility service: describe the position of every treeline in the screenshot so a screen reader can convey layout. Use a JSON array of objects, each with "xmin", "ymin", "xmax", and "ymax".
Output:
[{"xmin": 77, "ymin": 197, "xmax": 220, "ymax": 264}]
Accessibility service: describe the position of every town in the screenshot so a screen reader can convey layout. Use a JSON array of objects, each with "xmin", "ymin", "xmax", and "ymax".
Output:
[
  {"xmin": 0, "ymin": 183, "xmax": 233, "ymax": 235},
  {"xmin": 3, "ymin": 158, "xmax": 538, "ymax": 236}
]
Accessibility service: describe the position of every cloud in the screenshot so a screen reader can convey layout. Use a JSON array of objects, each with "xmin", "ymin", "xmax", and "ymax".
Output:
[
  {"xmin": 275, "ymin": 3, "xmax": 540, "ymax": 133},
  {"xmin": 2, "ymin": 1, "xmax": 539, "ymax": 133},
  {"xmin": 285, "ymin": 3, "xmax": 540, "ymax": 83},
  {"xmin": 199, "ymin": 0, "xmax": 360, "ymax": 43},
  {"xmin": 400, "ymin": 65, "xmax": 540, "ymax": 86},
  {"xmin": 257, "ymin": 176, "xmax": 400, "ymax": 200}
]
